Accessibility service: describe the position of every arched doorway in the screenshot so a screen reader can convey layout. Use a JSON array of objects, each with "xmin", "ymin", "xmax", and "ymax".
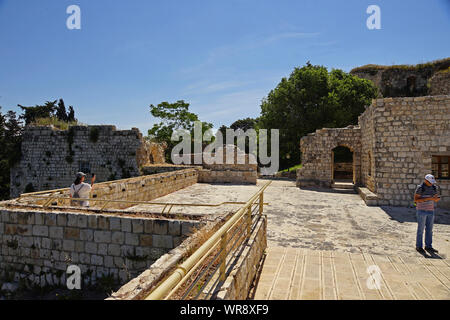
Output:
[{"xmin": 332, "ymin": 146, "xmax": 354, "ymax": 184}]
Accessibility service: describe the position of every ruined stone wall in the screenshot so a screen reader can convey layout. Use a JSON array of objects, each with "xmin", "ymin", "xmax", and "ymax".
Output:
[
  {"xmin": 359, "ymin": 104, "xmax": 377, "ymax": 192},
  {"xmin": 429, "ymin": 70, "xmax": 450, "ymax": 96},
  {"xmin": 296, "ymin": 126, "xmax": 362, "ymax": 188},
  {"xmin": 350, "ymin": 58, "xmax": 450, "ymax": 98},
  {"xmin": 0, "ymin": 208, "xmax": 200, "ymax": 288},
  {"xmin": 10, "ymin": 125, "xmax": 165, "ymax": 198},
  {"xmin": 361, "ymin": 95, "xmax": 450, "ymax": 208}
]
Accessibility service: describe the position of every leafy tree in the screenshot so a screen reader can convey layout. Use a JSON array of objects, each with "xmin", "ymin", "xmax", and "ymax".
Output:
[
  {"xmin": 230, "ymin": 117, "xmax": 258, "ymax": 131},
  {"xmin": 148, "ymin": 100, "xmax": 213, "ymax": 163},
  {"xmin": 218, "ymin": 118, "xmax": 259, "ymax": 155},
  {"xmin": 18, "ymin": 100, "xmax": 57, "ymax": 125},
  {"xmin": 0, "ymin": 107, "xmax": 23, "ymax": 200},
  {"xmin": 18, "ymin": 99, "xmax": 76, "ymax": 125},
  {"xmin": 56, "ymin": 99, "xmax": 68, "ymax": 122},
  {"xmin": 259, "ymin": 62, "xmax": 377, "ymax": 169}
]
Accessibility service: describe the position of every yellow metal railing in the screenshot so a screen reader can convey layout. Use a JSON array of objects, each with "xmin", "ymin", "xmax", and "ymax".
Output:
[{"xmin": 145, "ymin": 180, "xmax": 271, "ymax": 300}]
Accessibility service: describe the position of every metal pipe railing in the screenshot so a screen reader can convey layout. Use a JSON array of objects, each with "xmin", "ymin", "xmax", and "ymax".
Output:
[{"xmin": 145, "ymin": 180, "xmax": 271, "ymax": 300}]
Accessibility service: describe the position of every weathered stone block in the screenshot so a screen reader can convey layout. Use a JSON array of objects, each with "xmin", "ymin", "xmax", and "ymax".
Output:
[
  {"xmin": 85, "ymin": 242, "xmax": 97, "ymax": 254},
  {"xmin": 152, "ymin": 235, "xmax": 173, "ymax": 249},
  {"xmin": 49, "ymin": 226, "xmax": 63, "ymax": 239},
  {"xmin": 32, "ymin": 225, "xmax": 48, "ymax": 237},
  {"xmin": 153, "ymin": 220, "xmax": 168, "ymax": 235},
  {"xmin": 168, "ymin": 221, "xmax": 181, "ymax": 236},
  {"xmin": 80, "ymin": 229, "xmax": 93, "ymax": 241},
  {"xmin": 108, "ymin": 244, "xmax": 121, "ymax": 256},
  {"xmin": 109, "ymin": 217, "xmax": 121, "ymax": 231},
  {"xmin": 63, "ymin": 240, "xmax": 75, "ymax": 251},
  {"xmin": 144, "ymin": 220, "xmax": 153, "ymax": 233},
  {"xmin": 64, "ymin": 227, "xmax": 80, "ymax": 240},
  {"xmin": 111, "ymin": 231, "xmax": 125, "ymax": 244},
  {"xmin": 98, "ymin": 216, "xmax": 110, "ymax": 230},
  {"xmin": 91, "ymin": 255, "xmax": 103, "ymax": 266},
  {"xmin": 132, "ymin": 219, "xmax": 144, "ymax": 233},
  {"xmin": 121, "ymin": 219, "xmax": 131, "ymax": 232},
  {"xmin": 88, "ymin": 215, "xmax": 97, "ymax": 229},
  {"xmin": 94, "ymin": 230, "xmax": 111, "ymax": 243},
  {"xmin": 125, "ymin": 233, "xmax": 139, "ymax": 246},
  {"xmin": 139, "ymin": 235, "xmax": 153, "ymax": 247},
  {"xmin": 98, "ymin": 243, "xmax": 108, "ymax": 255}
]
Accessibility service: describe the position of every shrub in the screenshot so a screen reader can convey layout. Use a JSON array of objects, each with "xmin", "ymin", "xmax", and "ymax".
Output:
[{"xmin": 31, "ymin": 117, "xmax": 78, "ymax": 130}]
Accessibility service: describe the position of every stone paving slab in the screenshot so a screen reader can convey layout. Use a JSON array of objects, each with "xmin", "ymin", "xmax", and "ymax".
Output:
[{"xmin": 254, "ymin": 247, "xmax": 450, "ymax": 300}]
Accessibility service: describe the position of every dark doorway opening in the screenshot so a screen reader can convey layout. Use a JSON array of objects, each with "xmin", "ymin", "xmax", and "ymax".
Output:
[{"xmin": 332, "ymin": 146, "xmax": 354, "ymax": 182}]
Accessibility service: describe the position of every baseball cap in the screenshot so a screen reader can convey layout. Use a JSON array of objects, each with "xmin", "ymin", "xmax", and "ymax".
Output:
[
  {"xmin": 76, "ymin": 172, "xmax": 86, "ymax": 179},
  {"xmin": 425, "ymin": 174, "xmax": 436, "ymax": 185}
]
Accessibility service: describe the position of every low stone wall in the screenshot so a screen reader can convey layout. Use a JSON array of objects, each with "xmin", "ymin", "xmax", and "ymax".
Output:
[
  {"xmin": 215, "ymin": 216, "xmax": 267, "ymax": 300},
  {"xmin": 107, "ymin": 220, "xmax": 219, "ymax": 300},
  {"xmin": 20, "ymin": 169, "xmax": 199, "ymax": 210},
  {"xmin": 141, "ymin": 164, "xmax": 197, "ymax": 175},
  {"xmin": 0, "ymin": 208, "xmax": 200, "ymax": 289},
  {"xmin": 198, "ymin": 168, "xmax": 257, "ymax": 184}
]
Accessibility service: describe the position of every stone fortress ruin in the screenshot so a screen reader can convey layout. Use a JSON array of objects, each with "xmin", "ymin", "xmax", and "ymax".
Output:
[
  {"xmin": 1, "ymin": 58, "xmax": 449, "ymax": 300},
  {"xmin": 298, "ymin": 58, "xmax": 450, "ymax": 209}
]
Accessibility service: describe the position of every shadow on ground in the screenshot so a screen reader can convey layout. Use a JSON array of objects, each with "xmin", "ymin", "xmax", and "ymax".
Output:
[{"xmin": 381, "ymin": 206, "xmax": 450, "ymax": 225}]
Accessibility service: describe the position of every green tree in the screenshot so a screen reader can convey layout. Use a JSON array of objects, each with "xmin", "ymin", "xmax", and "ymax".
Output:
[
  {"xmin": 148, "ymin": 100, "xmax": 213, "ymax": 163},
  {"xmin": 0, "ymin": 107, "xmax": 23, "ymax": 200},
  {"xmin": 56, "ymin": 99, "xmax": 68, "ymax": 122},
  {"xmin": 18, "ymin": 99, "xmax": 77, "ymax": 125},
  {"xmin": 230, "ymin": 117, "xmax": 258, "ymax": 131},
  {"xmin": 18, "ymin": 100, "xmax": 57, "ymax": 125},
  {"xmin": 259, "ymin": 62, "xmax": 377, "ymax": 169}
]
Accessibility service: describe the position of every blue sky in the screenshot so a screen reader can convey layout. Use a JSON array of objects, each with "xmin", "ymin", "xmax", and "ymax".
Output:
[{"xmin": 0, "ymin": 0, "xmax": 449, "ymax": 134}]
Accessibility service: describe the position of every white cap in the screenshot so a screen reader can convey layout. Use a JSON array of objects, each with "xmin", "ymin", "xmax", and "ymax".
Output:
[{"xmin": 425, "ymin": 174, "xmax": 436, "ymax": 185}]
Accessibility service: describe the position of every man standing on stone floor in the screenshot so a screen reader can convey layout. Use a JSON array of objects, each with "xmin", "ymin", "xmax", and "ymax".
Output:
[{"xmin": 414, "ymin": 174, "xmax": 441, "ymax": 254}]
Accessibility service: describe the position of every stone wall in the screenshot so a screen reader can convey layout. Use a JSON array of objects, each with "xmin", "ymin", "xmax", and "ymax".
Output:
[
  {"xmin": 298, "ymin": 95, "xmax": 450, "ymax": 209},
  {"xmin": 359, "ymin": 103, "xmax": 377, "ymax": 192},
  {"xmin": 429, "ymin": 70, "xmax": 450, "ymax": 96},
  {"xmin": 216, "ymin": 216, "xmax": 267, "ymax": 300},
  {"xmin": 17, "ymin": 169, "xmax": 199, "ymax": 211},
  {"xmin": 296, "ymin": 126, "xmax": 361, "ymax": 188},
  {"xmin": 141, "ymin": 164, "xmax": 197, "ymax": 176},
  {"xmin": 181, "ymin": 146, "xmax": 258, "ymax": 185},
  {"xmin": 10, "ymin": 125, "xmax": 166, "ymax": 199},
  {"xmin": 350, "ymin": 58, "xmax": 450, "ymax": 98},
  {"xmin": 0, "ymin": 208, "xmax": 200, "ymax": 289},
  {"xmin": 361, "ymin": 95, "xmax": 450, "ymax": 207}
]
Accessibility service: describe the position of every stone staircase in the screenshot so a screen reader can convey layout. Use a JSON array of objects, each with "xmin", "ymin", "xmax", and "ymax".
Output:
[{"xmin": 331, "ymin": 181, "xmax": 357, "ymax": 194}]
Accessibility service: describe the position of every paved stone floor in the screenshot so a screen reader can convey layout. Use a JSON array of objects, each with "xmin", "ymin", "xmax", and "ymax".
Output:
[
  {"xmin": 131, "ymin": 178, "xmax": 450, "ymax": 299},
  {"xmin": 254, "ymin": 246, "xmax": 450, "ymax": 300}
]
